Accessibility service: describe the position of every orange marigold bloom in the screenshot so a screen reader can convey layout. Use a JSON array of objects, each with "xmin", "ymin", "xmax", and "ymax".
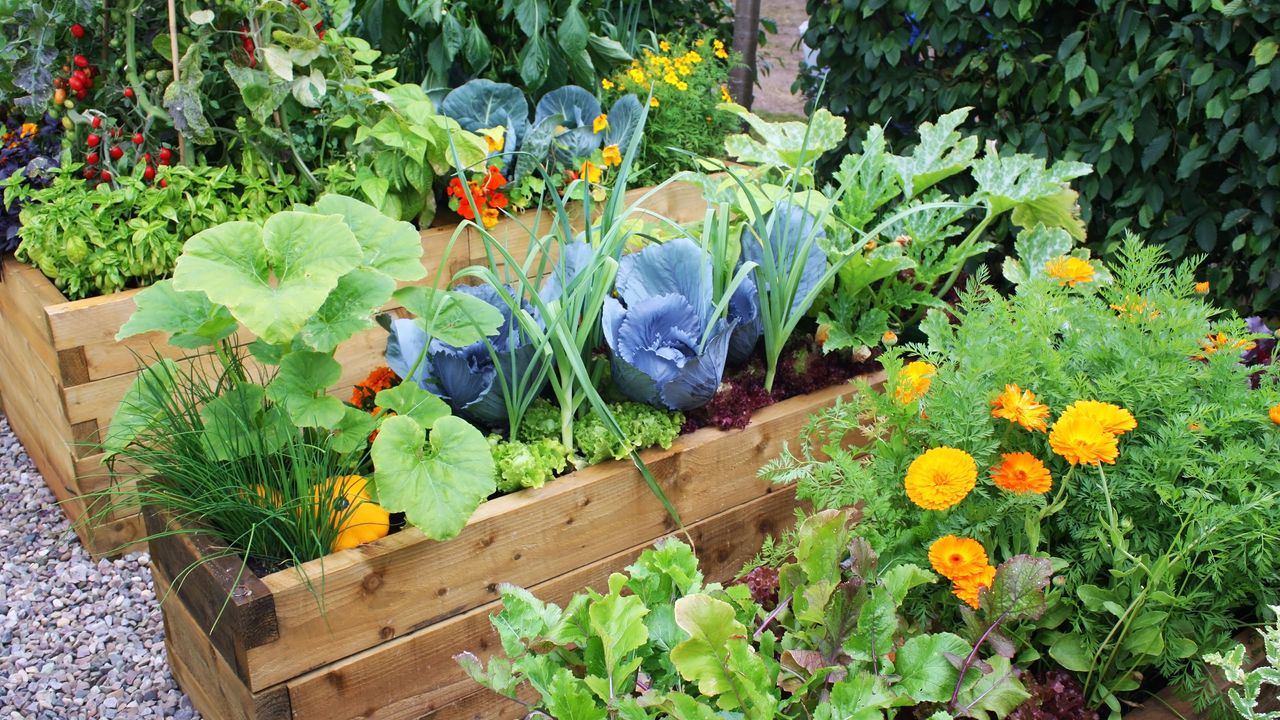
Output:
[
  {"xmin": 1049, "ymin": 413, "xmax": 1119, "ymax": 466},
  {"xmin": 351, "ymin": 366, "xmax": 399, "ymax": 410},
  {"xmin": 952, "ymin": 564, "xmax": 997, "ymax": 609},
  {"xmin": 1270, "ymin": 404, "xmax": 1280, "ymax": 425},
  {"xmin": 1062, "ymin": 400, "xmax": 1136, "ymax": 436},
  {"xmin": 904, "ymin": 447, "xmax": 977, "ymax": 510},
  {"xmin": 895, "ymin": 361, "xmax": 937, "ymax": 404},
  {"xmin": 991, "ymin": 452, "xmax": 1053, "ymax": 494},
  {"xmin": 1044, "ymin": 255, "xmax": 1095, "ymax": 286},
  {"xmin": 990, "ymin": 384, "xmax": 1050, "ymax": 432},
  {"xmin": 1198, "ymin": 332, "xmax": 1256, "ymax": 358},
  {"xmin": 928, "ymin": 536, "xmax": 989, "ymax": 581},
  {"xmin": 1195, "ymin": 281, "xmax": 1210, "ymax": 294}
]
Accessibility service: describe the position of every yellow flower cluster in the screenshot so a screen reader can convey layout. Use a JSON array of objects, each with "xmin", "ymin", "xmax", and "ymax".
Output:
[{"xmin": 606, "ymin": 37, "xmax": 724, "ymax": 96}]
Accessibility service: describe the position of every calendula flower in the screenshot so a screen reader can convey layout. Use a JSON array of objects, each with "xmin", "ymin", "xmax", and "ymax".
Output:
[
  {"xmin": 905, "ymin": 447, "xmax": 977, "ymax": 510},
  {"xmin": 592, "ymin": 113, "xmax": 609, "ymax": 134},
  {"xmin": 601, "ymin": 78, "xmax": 615, "ymax": 90},
  {"xmin": 1195, "ymin": 281, "xmax": 1210, "ymax": 294},
  {"xmin": 580, "ymin": 160, "xmax": 602, "ymax": 184},
  {"xmin": 659, "ymin": 39, "xmax": 671, "ymax": 52},
  {"xmin": 990, "ymin": 384, "xmax": 1051, "ymax": 432},
  {"xmin": 953, "ymin": 564, "xmax": 997, "ymax": 609},
  {"xmin": 1049, "ymin": 412, "xmax": 1119, "ymax": 466},
  {"xmin": 1270, "ymin": 404, "xmax": 1280, "ymax": 425},
  {"xmin": 650, "ymin": 96, "xmax": 660, "ymax": 107},
  {"xmin": 928, "ymin": 536, "xmax": 989, "ymax": 581},
  {"xmin": 601, "ymin": 144, "xmax": 622, "ymax": 167},
  {"xmin": 1062, "ymin": 400, "xmax": 1136, "ymax": 436},
  {"xmin": 894, "ymin": 361, "xmax": 937, "ymax": 404},
  {"xmin": 1045, "ymin": 255, "xmax": 1095, "ymax": 286},
  {"xmin": 991, "ymin": 452, "xmax": 1053, "ymax": 494}
]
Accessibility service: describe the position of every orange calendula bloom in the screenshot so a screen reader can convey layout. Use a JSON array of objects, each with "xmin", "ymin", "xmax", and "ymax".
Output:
[
  {"xmin": 592, "ymin": 113, "xmax": 609, "ymax": 134},
  {"xmin": 1195, "ymin": 281, "xmax": 1210, "ymax": 294},
  {"xmin": 602, "ymin": 144, "xmax": 622, "ymax": 167},
  {"xmin": 1049, "ymin": 413, "xmax": 1119, "ymax": 466},
  {"xmin": 928, "ymin": 536, "xmax": 989, "ymax": 581},
  {"xmin": 1270, "ymin": 404, "xmax": 1280, "ymax": 425},
  {"xmin": 1044, "ymin": 255, "xmax": 1095, "ymax": 286},
  {"xmin": 904, "ymin": 447, "xmax": 977, "ymax": 510},
  {"xmin": 895, "ymin": 361, "xmax": 937, "ymax": 404},
  {"xmin": 991, "ymin": 452, "xmax": 1053, "ymax": 494},
  {"xmin": 1062, "ymin": 400, "xmax": 1136, "ymax": 436},
  {"xmin": 953, "ymin": 564, "xmax": 997, "ymax": 609},
  {"xmin": 990, "ymin": 384, "xmax": 1050, "ymax": 432}
]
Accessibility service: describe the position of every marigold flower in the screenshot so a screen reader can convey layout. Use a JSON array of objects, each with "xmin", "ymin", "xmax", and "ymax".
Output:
[
  {"xmin": 601, "ymin": 78, "xmax": 615, "ymax": 90},
  {"xmin": 1049, "ymin": 413, "xmax": 1119, "ymax": 466},
  {"xmin": 991, "ymin": 452, "xmax": 1053, "ymax": 494},
  {"xmin": 602, "ymin": 144, "xmax": 622, "ymax": 167},
  {"xmin": 928, "ymin": 536, "xmax": 989, "ymax": 581},
  {"xmin": 1061, "ymin": 400, "xmax": 1136, "ymax": 436},
  {"xmin": 351, "ymin": 366, "xmax": 399, "ymax": 410},
  {"xmin": 1198, "ymin": 332, "xmax": 1256, "ymax": 357},
  {"xmin": 629, "ymin": 68, "xmax": 646, "ymax": 84},
  {"xmin": 659, "ymin": 39, "xmax": 671, "ymax": 52},
  {"xmin": 720, "ymin": 84, "xmax": 733, "ymax": 103},
  {"xmin": 905, "ymin": 447, "xmax": 977, "ymax": 510},
  {"xmin": 990, "ymin": 384, "xmax": 1050, "ymax": 432},
  {"xmin": 650, "ymin": 96, "xmax": 660, "ymax": 108},
  {"xmin": 1195, "ymin": 281, "xmax": 1210, "ymax": 294},
  {"xmin": 1270, "ymin": 404, "xmax": 1280, "ymax": 425},
  {"xmin": 952, "ymin": 564, "xmax": 996, "ymax": 609},
  {"xmin": 894, "ymin": 361, "xmax": 936, "ymax": 404},
  {"xmin": 1109, "ymin": 295, "xmax": 1158, "ymax": 320},
  {"xmin": 1045, "ymin": 255, "xmax": 1095, "ymax": 286}
]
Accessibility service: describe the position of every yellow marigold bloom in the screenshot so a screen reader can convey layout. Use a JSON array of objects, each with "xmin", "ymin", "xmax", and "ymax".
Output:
[
  {"xmin": 659, "ymin": 40, "xmax": 671, "ymax": 52},
  {"xmin": 1195, "ymin": 281, "xmax": 1210, "ymax": 294},
  {"xmin": 904, "ymin": 447, "xmax": 977, "ymax": 510},
  {"xmin": 953, "ymin": 564, "xmax": 996, "ymax": 609},
  {"xmin": 720, "ymin": 84, "xmax": 733, "ymax": 103},
  {"xmin": 650, "ymin": 96, "xmax": 660, "ymax": 107},
  {"xmin": 1049, "ymin": 413, "xmax": 1119, "ymax": 466},
  {"xmin": 1110, "ymin": 295, "xmax": 1159, "ymax": 320},
  {"xmin": 581, "ymin": 160, "xmax": 602, "ymax": 184},
  {"xmin": 1062, "ymin": 400, "xmax": 1137, "ymax": 436},
  {"xmin": 991, "ymin": 452, "xmax": 1053, "ymax": 494},
  {"xmin": 601, "ymin": 78, "xmax": 615, "ymax": 90},
  {"xmin": 628, "ymin": 68, "xmax": 646, "ymax": 84},
  {"xmin": 928, "ymin": 536, "xmax": 989, "ymax": 581},
  {"xmin": 664, "ymin": 72, "xmax": 680, "ymax": 85},
  {"xmin": 592, "ymin": 113, "xmax": 609, "ymax": 134},
  {"xmin": 894, "ymin": 361, "xmax": 937, "ymax": 404},
  {"xmin": 1045, "ymin": 255, "xmax": 1095, "ymax": 286},
  {"xmin": 1270, "ymin": 404, "xmax": 1280, "ymax": 425},
  {"xmin": 990, "ymin": 384, "xmax": 1051, "ymax": 432},
  {"xmin": 715, "ymin": 47, "xmax": 729, "ymax": 59},
  {"xmin": 601, "ymin": 144, "xmax": 622, "ymax": 167},
  {"xmin": 695, "ymin": 38, "xmax": 706, "ymax": 47},
  {"xmin": 676, "ymin": 81, "xmax": 689, "ymax": 91}
]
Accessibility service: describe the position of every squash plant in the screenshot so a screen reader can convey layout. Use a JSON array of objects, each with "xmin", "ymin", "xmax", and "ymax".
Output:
[{"xmin": 109, "ymin": 194, "xmax": 506, "ymax": 541}]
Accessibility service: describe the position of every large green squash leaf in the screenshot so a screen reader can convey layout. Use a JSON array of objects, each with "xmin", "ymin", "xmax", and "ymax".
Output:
[
  {"xmin": 393, "ymin": 285, "xmax": 505, "ymax": 346},
  {"xmin": 266, "ymin": 351, "xmax": 345, "ymax": 428},
  {"xmin": 199, "ymin": 383, "xmax": 295, "ymax": 461},
  {"xmin": 172, "ymin": 213, "xmax": 362, "ymax": 345},
  {"xmin": 721, "ymin": 102, "xmax": 846, "ymax": 174},
  {"xmin": 300, "ymin": 268, "xmax": 397, "ymax": 353},
  {"xmin": 311, "ymin": 194, "xmax": 427, "ymax": 281},
  {"xmin": 116, "ymin": 279, "xmax": 238, "ymax": 348},
  {"xmin": 370, "ymin": 414, "xmax": 495, "ymax": 539}
]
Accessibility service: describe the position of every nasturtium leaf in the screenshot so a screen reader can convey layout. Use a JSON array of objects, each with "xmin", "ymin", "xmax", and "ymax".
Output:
[
  {"xmin": 373, "ymin": 382, "xmax": 450, "ymax": 427},
  {"xmin": 117, "ymin": 279, "xmax": 237, "ymax": 348},
  {"xmin": 370, "ymin": 414, "xmax": 495, "ymax": 539},
  {"xmin": 892, "ymin": 107, "xmax": 979, "ymax": 197},
  {"xmin": 173, "ymin": 214, "xmax": 362, "ymax": 345},
  {"xmin": 311, "ymin": 194, "xmax": 427, "ymax": 281},
  {"xmin": 199, "ymin": 383, "xmax": 294, "ymax": 461},
  {"xmin": 327, "ymin": 405, "xmax": 379, "ymax": 455},
  {"xmin": 266, "ymin": 351, "xmax": 345, "ymax": 428},
  {"xmin": 393, "ymin": 285, "xmax": 505, "ymax": 347},
  {"xmin": 894, "ymin": 632, "xmax": 970, "ymax": 702},
  {"xmin": 104, "ymin": 359, "xmax": 181, "ymax": 457},
  {"xmin": 300, "ymin": 269, "xmax": 396, "ymax": 353},
  {"xmin": 954, "ymin": 655, "xmax": 1031, "ymax": 718}
]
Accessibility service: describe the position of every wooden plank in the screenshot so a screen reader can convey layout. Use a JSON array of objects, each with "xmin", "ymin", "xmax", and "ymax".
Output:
[
  {"xmin": 156, "ymin": 566, "xmax": 293, "ymax": 720},
  {"xmin": 282, "ymin": 484, "xmax": 800, "ymax": 720},
  {"xmin": 0, "ymin": 336, "xmax": 79, "ymax": 487},
  {"xmin": 238, "ymin": 380, "xmax": 866, "ymax": 691}
]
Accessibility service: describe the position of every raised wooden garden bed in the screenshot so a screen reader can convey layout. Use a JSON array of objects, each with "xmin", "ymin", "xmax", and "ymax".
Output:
[
  {"xmin": 148, "ymin": 378, "xmax": 879, "ymax": 720},
  {"xmin": 0, "ymin": 180, "xmax": 707, "ymax": 556}
]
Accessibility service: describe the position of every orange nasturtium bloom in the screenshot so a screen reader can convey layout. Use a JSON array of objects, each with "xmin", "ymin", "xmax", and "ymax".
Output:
[
  {"xmin": 991, "ymin": 452, "xmax": 1053, "ymax": 494},
  {"xmin": 928, "ymin": 536, "xmax": 989, "ymax": 581},
  {"xmin": 990, "ymin": 384, "xmax": 1050, "ymax": 432},
  {"xmin": 953, "ymin": 564, "xmax": 997, "ymax": 609},
  {"xmin": 1044, "ymin": 255, "xmax": 1095, "ymax": 286},
  {"xmin": 904, "ymin": 447, "xmax": 977, "ymax": 510},
  {"xmin": 1049, "ymin": 412, "xmax": 1119, "ymax": 466},
  {"xmin": 895, "ymin": 361, "xmax": 937, "ymax": 404}
]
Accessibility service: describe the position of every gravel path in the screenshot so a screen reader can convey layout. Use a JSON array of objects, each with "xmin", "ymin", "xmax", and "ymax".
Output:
[{"xmin": 0, "ymin": 414, "xmax": 198, "ymax": 719}]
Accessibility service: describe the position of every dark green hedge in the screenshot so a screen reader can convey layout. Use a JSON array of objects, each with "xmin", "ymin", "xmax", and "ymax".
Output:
[{"xmin": 800, "ymin": 0, "xmax": 1280, "ymax": 314}]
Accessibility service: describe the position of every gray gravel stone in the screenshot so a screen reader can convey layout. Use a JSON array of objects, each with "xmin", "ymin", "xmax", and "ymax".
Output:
[{"xmin": 0, "ymin": 414, "xmax": 199, "ymax": 719}]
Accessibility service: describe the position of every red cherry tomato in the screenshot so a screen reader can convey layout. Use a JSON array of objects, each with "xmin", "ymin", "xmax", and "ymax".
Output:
[
  {"xmin": 85, "ymin": 152, "xmax": 99, "ymax": 164},
  {"xmin": 86, "ymin": 134, "xmax": 100, "ymax": 148},
  {"xmin": 132, "ymin": 132, "xmax": 144, "ymax": 145},
  {"xmin": 109, "ymin": 146, "xmax": 123, "ymax": 161},
  {"xmin": 90, "ymin": 115, "xmax": 102, "ymax": 129},
  {"xmin": 70, "ymin": 23, "xmax": 86, "ymax": 39},
  {"xmin": 123, "ymin": 87, "xmax": 135, "ymax": 99}
]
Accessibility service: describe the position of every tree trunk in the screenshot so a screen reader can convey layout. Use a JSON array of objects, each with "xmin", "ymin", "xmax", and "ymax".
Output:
[{"xmin": 729, "ymin": 0, "xmax": 761, "ymax": 108}]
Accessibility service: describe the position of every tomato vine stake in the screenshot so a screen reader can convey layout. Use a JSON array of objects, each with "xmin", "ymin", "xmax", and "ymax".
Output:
[{"xmin": 165, "ymin": 0, "xmax": 187, "ymax": 164}]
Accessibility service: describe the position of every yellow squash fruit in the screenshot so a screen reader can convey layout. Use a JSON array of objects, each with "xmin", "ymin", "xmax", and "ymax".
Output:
[{"xmin": 316, "ymin": 475, "xmax": 390, "ymax": 552}]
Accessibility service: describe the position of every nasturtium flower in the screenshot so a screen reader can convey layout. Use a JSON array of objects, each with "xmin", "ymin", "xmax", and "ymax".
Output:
[
  {"xmin": 602, "ymin": 144, "xmax": 622, "ymax": 167},
  {"xmin": 990, "ymin": 383, "xmax": 1050, "ymax": 432},
  {"xmin": 1195, "ymin": 281, "xmax": 1210, "ymax": 294},
  {"xmin": 928, "ymin": 536, "xmax": 989, "ymax": 581},
  {"xmin": 1049, "ymin": 412, "xmax": 1119, "ymax": 466},
  {"xmin": 480, "ymin": 126, "xmax": 505, "ymax": 153},
  {"xmin": 894, "ymin": 361, "xmax": 937, "ymax": 404},
  {"xmin": 904, "ymin": 447, "xmax": 977, "ymax": 510},
  {"xmin": 991, "ymin": 452, "xmax": 1053, "ymax": 494},
  {"xmin": 953, "ymin": 564, "xmax": 996, "ymax": 609},
  {"xmin": 1061, "ymin": 400, "xmax": 1136, "ymax": 436},
  {"xmin": 1270, "ymin": 404, "xmax": 1280, "ymax": 425},
  {"xmin": 592, "ymin": 113, "xmax": 609, "ymax": 134},
  {"xmin": 1044, "ymin": 255, "xmax": 1095, "ymax": 286},
  {"xmin": 580, "ymin": 160, "xmax": 602, "ymax": 183}
]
